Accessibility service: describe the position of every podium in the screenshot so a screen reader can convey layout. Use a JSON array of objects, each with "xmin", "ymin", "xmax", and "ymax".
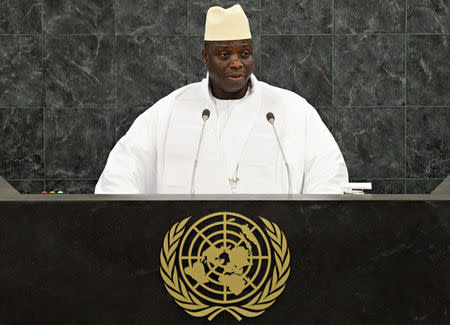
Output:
[{"xmin": 1, "ymin": 176, "xmax": 449, "ymax": 324}]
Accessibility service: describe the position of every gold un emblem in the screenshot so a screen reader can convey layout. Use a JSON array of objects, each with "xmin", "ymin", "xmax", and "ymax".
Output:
[{"xmin": 160, "ymin": 212, "xmax": 290, "ymax": 321}]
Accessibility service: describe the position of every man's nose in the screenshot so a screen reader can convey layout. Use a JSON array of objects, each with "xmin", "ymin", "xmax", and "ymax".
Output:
[{"xmin": 229, "ymin": 54, "xmax": 243, "ymax": 69}]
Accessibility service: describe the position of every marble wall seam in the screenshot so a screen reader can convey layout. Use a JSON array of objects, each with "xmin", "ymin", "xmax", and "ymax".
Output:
[
  {"xmin": 404, "ymin": 3, "xmax": 407, "ymax": 186},
  {"xmin": 331, "ymin": 0, "xmax": 335, "ymax": 132},
  {"xmin": 41, "ymin": 2, "xmax": 45, "ymax": 187}
]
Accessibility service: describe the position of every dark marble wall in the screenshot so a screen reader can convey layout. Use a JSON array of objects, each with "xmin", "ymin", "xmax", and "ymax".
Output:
[{"xmin": 0, "ymin": 0, "xmax": 448, "ymax": 194}]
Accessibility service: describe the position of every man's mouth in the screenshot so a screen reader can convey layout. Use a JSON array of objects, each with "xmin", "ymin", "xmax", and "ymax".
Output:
[{"xmin": 227, "ymin": 75, "xmax": 244, "ymax": 81}]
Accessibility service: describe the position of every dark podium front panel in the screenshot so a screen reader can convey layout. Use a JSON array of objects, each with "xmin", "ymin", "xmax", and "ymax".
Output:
[{"xmin": 0, "ymin": 193, "xmax": 449, "ymax": 324}]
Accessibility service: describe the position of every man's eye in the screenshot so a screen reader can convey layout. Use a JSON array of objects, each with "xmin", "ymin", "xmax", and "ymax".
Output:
[
  {"xmin": 241, "ymin": 51, "xmax": 249, "ymax": 57},
  {"xmin": 220, "ymin": 52, "xmax": 228, "ymax": 57}
]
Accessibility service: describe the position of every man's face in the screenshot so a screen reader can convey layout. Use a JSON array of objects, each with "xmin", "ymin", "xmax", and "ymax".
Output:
[{"xmin": 202, "ymin": 39, "xmax": 254, "ymax": 99}]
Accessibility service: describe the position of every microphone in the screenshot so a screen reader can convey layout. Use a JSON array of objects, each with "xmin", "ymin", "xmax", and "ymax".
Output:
[
  {"xmin": 266, "ymin": 112, "xmax": 293, "ymax": 194},
  {"xmin": 190, "ymin": 109, "xmax": 210, "ymax": 194}
]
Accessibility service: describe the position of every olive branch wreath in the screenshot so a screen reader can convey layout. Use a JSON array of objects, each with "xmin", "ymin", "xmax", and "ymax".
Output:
[{"xmin": 160, "ymin": 216, "xmax": 290, "ymax": 321}]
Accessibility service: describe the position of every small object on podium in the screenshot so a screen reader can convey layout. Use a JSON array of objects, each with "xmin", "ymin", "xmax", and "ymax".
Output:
[
  {"xmin": 229, "ymin": 177, "xmax": 239, "ymax": 194},
  {"xmin": 42, "ymin": 190, "xmax": 63, "ymax": 194},
  {"xmin": 343, "ymin": 182, "xmax": 372, "ymax": 194}
]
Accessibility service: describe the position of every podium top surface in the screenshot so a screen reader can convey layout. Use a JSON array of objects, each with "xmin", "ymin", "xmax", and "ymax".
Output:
[{"xmin": 0, "ymin": 193, "xmax": 449, "ymax": 201}]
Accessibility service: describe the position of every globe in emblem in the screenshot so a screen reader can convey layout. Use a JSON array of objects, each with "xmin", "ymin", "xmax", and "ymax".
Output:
[
  {"xmin": 179, "ymin": 212, "xmax": 271, "ymax": 304},
  {"xmin": 160, "ymin": 212, "xmax": 290, "ymax": 321}
]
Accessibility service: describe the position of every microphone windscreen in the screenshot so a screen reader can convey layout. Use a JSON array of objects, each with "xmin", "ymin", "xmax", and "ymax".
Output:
[
  {"xmin": 266, "ymin": 112, "xmax": 275, "ymax": 122},
  {"xmin": 202, "ymin": 109, "xmax": 210, "ymax": 120}
]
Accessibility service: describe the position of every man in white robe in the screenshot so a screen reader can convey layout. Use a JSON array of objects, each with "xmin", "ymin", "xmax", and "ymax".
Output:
[{"xmin": 95, "ymin": 4, "xmax": 348, "ymax": 195}]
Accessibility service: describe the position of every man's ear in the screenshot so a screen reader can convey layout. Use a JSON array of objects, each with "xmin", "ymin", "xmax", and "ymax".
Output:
[{"xmin": 202, "ymin": 49, "xmax": 208, "ymax": 67}]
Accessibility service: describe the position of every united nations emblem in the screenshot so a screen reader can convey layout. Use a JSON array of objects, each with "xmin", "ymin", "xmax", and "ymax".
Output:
[{"xmin": 160, "ymin": 212, "xmax": 290, "ymax": 321}]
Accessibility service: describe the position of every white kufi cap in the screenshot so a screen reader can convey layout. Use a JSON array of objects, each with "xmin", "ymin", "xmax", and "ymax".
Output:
[{"xmin": 204, "ymin": 4, "xmax": 252, "ymax": 41}]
